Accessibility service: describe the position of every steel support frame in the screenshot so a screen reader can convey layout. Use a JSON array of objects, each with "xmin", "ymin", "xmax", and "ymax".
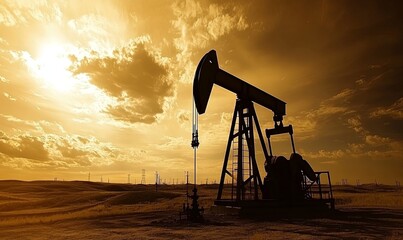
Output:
[{"xmin": 217, "ymin": 99, "xmax": 269, "ymax": 201}]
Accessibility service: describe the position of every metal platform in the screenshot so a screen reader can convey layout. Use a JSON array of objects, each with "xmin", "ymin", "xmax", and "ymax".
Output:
[{"xmin": 214, "ymin": 171, "xmax": 335, "ymax": 214}]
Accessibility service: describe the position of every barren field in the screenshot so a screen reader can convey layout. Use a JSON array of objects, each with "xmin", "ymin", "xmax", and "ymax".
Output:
[{"xmin": 0, "ymin": 181, "xmax": 401, "ymax": 239}]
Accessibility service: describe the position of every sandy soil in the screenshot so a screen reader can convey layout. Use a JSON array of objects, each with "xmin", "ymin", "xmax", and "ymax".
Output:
[{"xmin": 0, "ymin": 181, "xmax": 401, "ymax": 239}]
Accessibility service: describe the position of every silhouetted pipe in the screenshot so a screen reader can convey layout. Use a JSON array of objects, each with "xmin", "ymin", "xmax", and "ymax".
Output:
[{"xmin": 193, "ymin": 50, "xmax": 286, "ymax": 118}]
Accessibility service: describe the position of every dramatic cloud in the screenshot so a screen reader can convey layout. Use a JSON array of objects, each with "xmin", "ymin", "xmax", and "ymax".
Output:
[
  {"xmin": 0, "ymin": 114, "xmax": 122, "ymax": 171},
  {"xmin": 172, "ymin": 0, "xmax": 248, "ymax": 50},
  {"xmin": 0, "ymin": 130, "xmax": 121, "ymax": 170},
  {"xmin": 0, "ymin": 0, "xmax": 63, "ymax": 26},
  {"xmin": 0, "ymin": 132, "xmax": 49, "ymax": 161},
  {"xmin": 347, "ymin": 116, "xmax": 365, "ymax": 134},
  {"xmin": 172, "ymin": 0, "xmax": 248, "ymax": 83},
  {"xmin": 370, "ymin": 98, "xmax": 403, "ymax": 120},
  {"xmin": 71, "ymin": 41, "xmax": 174, "ymax": 124}
]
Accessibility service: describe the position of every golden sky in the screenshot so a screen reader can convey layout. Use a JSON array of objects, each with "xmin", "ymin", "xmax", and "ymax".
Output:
[{"xmin": 0, "ymin": 0, "xmax": 402, "ymax": 184}]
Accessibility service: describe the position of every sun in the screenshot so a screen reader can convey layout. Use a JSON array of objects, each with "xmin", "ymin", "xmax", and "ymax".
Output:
[{"xmin": 35, "ymin": 43, "xmax": 75, "ymax": 92}]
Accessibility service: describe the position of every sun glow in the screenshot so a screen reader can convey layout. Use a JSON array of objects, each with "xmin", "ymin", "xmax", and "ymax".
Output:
[{"xmin": 35, "ymin": 43, "xmax": 75, "ymax": 92}]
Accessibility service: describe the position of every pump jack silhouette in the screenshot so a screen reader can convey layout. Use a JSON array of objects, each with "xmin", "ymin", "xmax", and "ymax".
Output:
[{"xmin": 193, "ymin": 50, "xmax": 334, "ymax": 211}]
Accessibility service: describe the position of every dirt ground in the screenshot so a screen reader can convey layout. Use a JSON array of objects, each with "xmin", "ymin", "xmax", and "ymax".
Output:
[{"xmin": 0, "ymin": 181, "xmax": 401, "ymax": 239}]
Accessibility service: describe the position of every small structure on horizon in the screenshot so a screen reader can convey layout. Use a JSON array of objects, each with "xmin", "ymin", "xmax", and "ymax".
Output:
[{"xmin": 141, "ymin": 169, "xmax": 146, "ymax": 184}]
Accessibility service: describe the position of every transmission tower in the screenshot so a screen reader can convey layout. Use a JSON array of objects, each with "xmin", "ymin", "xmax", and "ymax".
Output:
[
  {"xmin": 155, "ymin": 171, "xmax": 160, "ymax": 184},
  {"xmin": 141, "ymin": 169, "xmax": 146, "ymax": 184}
]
